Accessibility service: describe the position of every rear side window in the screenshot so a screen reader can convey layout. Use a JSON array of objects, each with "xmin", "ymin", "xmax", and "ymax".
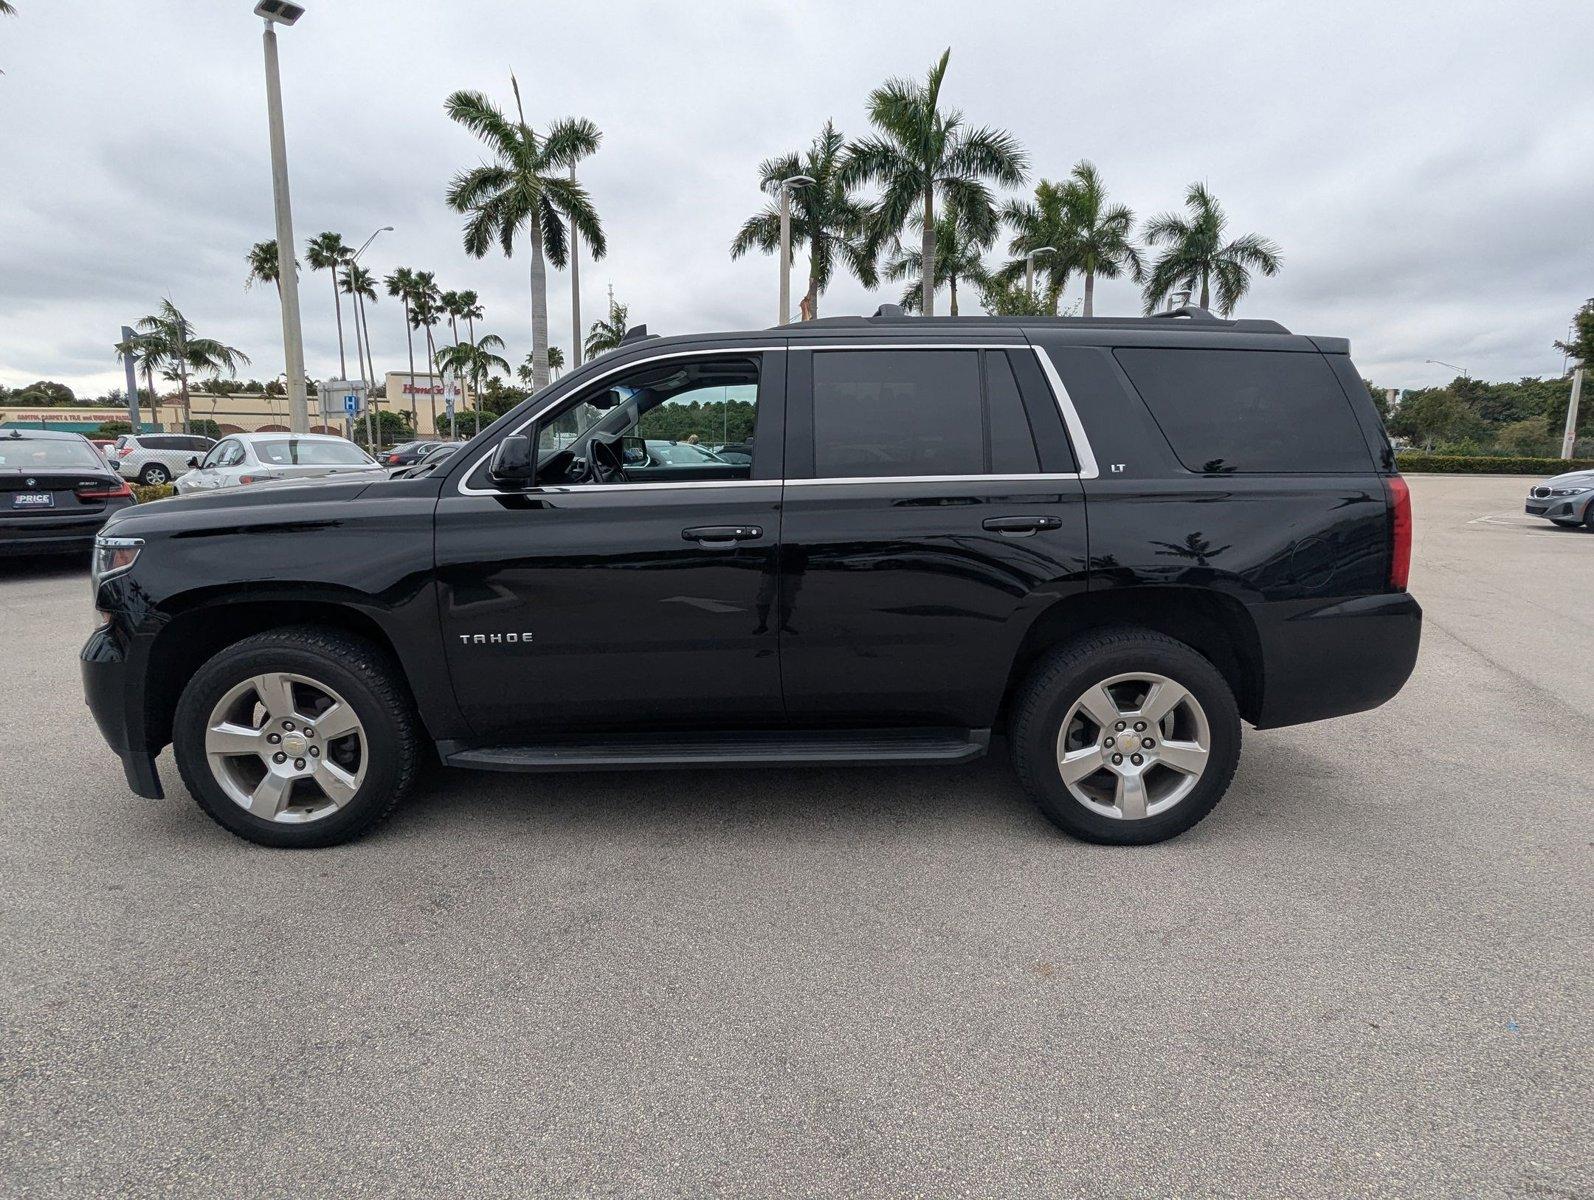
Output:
[
  {"xmin": 1115, "ymin": 348, "xmax": 1372, "ymax": 473},
  {"xmin": 141, "ymin": 436, "xmax": 173, "ymax": 450},
  {"xmin": 984, "ymin": 353, "xmax": 1040, "ymax": 474},
  {"xmin": 812, "ymin": 350, "xmax": 984, "ymax": 478}
]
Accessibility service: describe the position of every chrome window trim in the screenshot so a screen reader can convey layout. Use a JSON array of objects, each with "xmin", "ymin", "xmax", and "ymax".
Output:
[{"xmin": 452, "ymin": 341, "xmax": 1099, "ymax": 496}]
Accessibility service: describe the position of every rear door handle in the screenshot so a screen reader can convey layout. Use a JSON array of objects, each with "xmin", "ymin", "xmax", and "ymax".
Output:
[
  {"xmin": 982, "ymin": 515, "xmax": 1064, "ymax": 535},
  {"xmin": 682, "ymin": 524, "xmax": 763, "ymax": 546}
]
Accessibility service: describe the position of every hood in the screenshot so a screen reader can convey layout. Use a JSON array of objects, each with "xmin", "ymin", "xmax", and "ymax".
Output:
[{"xmin": 102, "ymin": 476, "xmax": 384, "ymax": 538}]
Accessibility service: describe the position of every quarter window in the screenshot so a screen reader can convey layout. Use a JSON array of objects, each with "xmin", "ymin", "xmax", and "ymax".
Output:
[{"xmin": 1115, "ymin": 348, "xmax": 1372, "ymax": 474}]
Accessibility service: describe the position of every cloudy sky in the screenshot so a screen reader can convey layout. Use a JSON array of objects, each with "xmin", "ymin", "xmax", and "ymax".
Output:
[{"xmin": 2, "ymin": 0, "xmax": 1590, "ymax": 399}]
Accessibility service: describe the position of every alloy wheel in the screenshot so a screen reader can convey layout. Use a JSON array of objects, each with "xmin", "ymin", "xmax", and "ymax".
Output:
[
  {"xmin": 204, "ymin": 671, "xmax": 367, "ymax": 824},
  {"xmin": 1054, "ymin": 671, "xmax": 1212, "ymax": 820}
]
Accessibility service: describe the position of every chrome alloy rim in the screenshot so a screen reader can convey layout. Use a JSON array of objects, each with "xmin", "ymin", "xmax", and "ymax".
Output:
[
  {"xmin": 1054, "ymin": 672, "xmax": 1211, "ymax": 820},
  {"xmin": 204, "ymin": 672, "xmax": 367, "ymax": 824}
]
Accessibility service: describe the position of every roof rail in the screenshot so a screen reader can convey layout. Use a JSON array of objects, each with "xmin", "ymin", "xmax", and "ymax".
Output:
[{"xmin": 1150, "ymin": 305, "xmax": 1220, "ymax": 321}]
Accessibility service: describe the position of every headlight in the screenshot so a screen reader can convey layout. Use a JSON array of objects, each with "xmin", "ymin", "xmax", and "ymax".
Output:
[
  {"xmin": 92, "ymin": 535, "xmax": 143, "ymax": 585},
  {"xmin": 1550, "ymin": 486, "xmax": 1591, "ymax": 496}
]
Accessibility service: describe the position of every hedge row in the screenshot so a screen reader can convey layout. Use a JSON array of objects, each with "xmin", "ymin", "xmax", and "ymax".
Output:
[
  {"xmin": 130, "ymin": 483, "xmax": 176, "ymax": 504},
  {"xmin": 1396, "ymin": 452, "xmax": 1594, "ymax": 475}
]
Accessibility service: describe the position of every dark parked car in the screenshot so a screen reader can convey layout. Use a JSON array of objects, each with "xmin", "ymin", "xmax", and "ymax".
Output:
[
  {"xmin": 83, "ymin": 307, "xmax": 1419, "ymax": 849},
  {"xmin": 388, "ymin": 442, "xmax": 462, "ymax": 479},
  {"xmin": 1, "ymin": 428, "xmax": 134, "ymax": 557},
  {"xmin": 381, "ymin": 440, "xmax": 442, "ymax": 468},
  {"xmin": 1524, "ymin": 469, "xmax": 1594, "ymax": 529}
]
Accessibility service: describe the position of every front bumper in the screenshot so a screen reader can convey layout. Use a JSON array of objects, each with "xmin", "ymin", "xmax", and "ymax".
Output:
[
  {"xmin": 81, "ymin": 626, "xmax": 164, "ymax": 799},
  {"xmin": 1252, "ymin": 592, "xmax": 1423, "ymax": 729},
  {"xmin": 1525, "ymin": 494, "xmax": 1589, "ymax": 521}
]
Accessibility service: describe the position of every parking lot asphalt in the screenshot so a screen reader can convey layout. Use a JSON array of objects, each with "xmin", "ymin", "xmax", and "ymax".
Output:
[{"xmin": 1, "ymin": 474, "xmax": 1590, "ymax": 1199}]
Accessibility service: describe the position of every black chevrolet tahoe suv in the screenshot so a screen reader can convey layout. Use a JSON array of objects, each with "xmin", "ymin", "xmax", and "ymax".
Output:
[{"xmin": 82, "ymin": 308, "xmax": 1420, "ymax": 849}]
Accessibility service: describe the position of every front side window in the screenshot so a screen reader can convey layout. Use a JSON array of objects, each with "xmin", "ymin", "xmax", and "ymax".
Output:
[
  {"xmin": 534, "ymin": 357, "xmax": 761, "ymax": 484},
  {"xmin": 217, "ymin": 441, "xmax": 247, "ymax": 468}
]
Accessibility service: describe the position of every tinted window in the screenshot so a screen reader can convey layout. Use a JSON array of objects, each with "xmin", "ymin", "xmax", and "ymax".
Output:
[
  {"xmin": 0, "ymin": 437, "xmax": 102, "ymax": 469},
  {"xmin": 1115, "ymin": 348, "xmax": 1372, "ymax": 473},
  {"xmin": 184, "ymin": 436, "xmax": 215, "ymax": 450},
  {"xmin": 142, "ymin": 436, "xmax": 175, "ymax": 450},
  {"xmin": 985, "ymin": 353, "xmax": 1040, "ymax": 474},
  {"xmin": 812, "ymin": 350, "xmax": 983, "ymax": 478}
]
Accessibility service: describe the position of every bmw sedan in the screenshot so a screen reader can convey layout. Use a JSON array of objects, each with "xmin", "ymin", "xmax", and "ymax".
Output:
[
  {"xmin": 175, "ymin": 433, "xmax": 385, "ymax": 495},
  {"xmin": 1524, "ymin": 469, "xmax": 1594, "ymax": 529},
  {"xmin": 0, "ymin": 428, "xmax": 134, "ymax": 556}
]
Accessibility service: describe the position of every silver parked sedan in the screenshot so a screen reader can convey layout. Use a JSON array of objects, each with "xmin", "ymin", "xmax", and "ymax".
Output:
[
  {"xmin": 175, "ymin": 433, "xmax": 386, "ymax": 495},
  {"xmin": 1524, "ymin": 468, "xmax": 1594, "ymax": 529}
]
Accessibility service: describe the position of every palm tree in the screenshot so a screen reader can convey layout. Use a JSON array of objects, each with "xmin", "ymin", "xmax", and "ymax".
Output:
[
  {"xmin": 307, "ymin": 232, "xmax": 352, "ymax": 381},
  {"xmin": 244, "ymin": 239, "xmax": 292, "ymax": 294},
  {"xmin": 409, "ymin": 283, "xmax": 443, "ymax": 434},
  {"xmin": 130, "ymin": 299, "xmax": 250, "ymax": 433},
  {"xmin": 885, "ymin": 211, "xmax": 993, "ymax": 315},
  {"xmin": 844, "ymin": 49, "xmax": 1026, "ymax": 316},
  {"xmin": 444, "ymin": 75, "xmax": 605, "ymax": 391},
  {"xmin": 519, "ymin": 345, "xmax": 565, "ymax": 385},
  {"xmin": 1142, "ymin": 182, "xmax": 1282, "ymax": 315},
  {"xmin": 544, "ymin": 119, "xmax": 604, "ymax": 369},
  {"xmin": 731, "ymin": 120, "xmax": 877, "ymax": 321},
  {"xmin": 1001, "ymin": 165, "xmax": 1143, "ymax": 317},
  {"xmin": 584, "ymin": 297, "xmax": 630, "ymax": 360},
  {"xmin": 437, "ymin": 334, "xmax": 511, "ymax": 436},
  {"xmin": 340, "ymin": 264, "xmax": 379, "ymax": 391},
  {"xmin": 384, "ymin": 266, "xmax": 422, "ymax": 426},
  {"xmin": 458, "ymin": 289, "xmax": 484, "ymax": 348}
]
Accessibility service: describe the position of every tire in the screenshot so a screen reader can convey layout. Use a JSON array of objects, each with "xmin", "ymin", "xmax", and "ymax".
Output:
[
  {"xmin": 1010, "ymin": 628, "xmax": 1241, "ymax": 846},
  {"xmin": 173, "ymin": 626, "xmax": 420, "ymax": 848},
  {"xmin": 139, "ymin": 463, "xmax": 170, "ymax": 485}
]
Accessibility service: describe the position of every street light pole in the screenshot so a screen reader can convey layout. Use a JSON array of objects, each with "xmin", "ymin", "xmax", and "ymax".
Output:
[
  {"xmin": 1562, "ymin": 367, "xmax": 1584, "ymax": 460},
  {"xmin": 349, "ymin": 225, "xmax": 392, "ymax": 449},
  {"xmin": 119, "ymin": 326, "xmax": 141, "ymax": 432},
  {"xmin": 257, "ymin": 3, "xmax": 309, "ymax": 434},
  {"xmin": 777, "ymin": 175, "xmax": 815, "ymax": 325},
  {"xmin": 1425, "ymin": 358, "xmax": 1470, "ymax": 380},
  {"xmin": 1024, "ymin": 247, "xmax": 1056, "ymax": 302}
]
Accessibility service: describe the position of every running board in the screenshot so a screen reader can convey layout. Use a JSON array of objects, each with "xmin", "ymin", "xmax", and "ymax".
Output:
[{"xmin": 441, "ymin": 728, "xmax": 990, "ymax": 773}]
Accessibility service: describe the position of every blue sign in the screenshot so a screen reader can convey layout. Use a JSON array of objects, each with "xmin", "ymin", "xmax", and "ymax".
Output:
[{"xmin": 343, "ymin": 392, "xmax": 360, "ymax": 415}]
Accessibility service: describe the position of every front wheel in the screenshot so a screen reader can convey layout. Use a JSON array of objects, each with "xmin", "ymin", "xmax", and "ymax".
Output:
[
  {"xmin": 173, "ymin": 627, "xmax": 420, "ymax": 848},
  {"xmin": 1010, "ymin": 629, "xmax": 1241, "ymax": 845}
]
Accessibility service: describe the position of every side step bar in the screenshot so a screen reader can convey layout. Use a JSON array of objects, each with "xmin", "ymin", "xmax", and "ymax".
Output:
[{"xmin": 441, "ymin": 728, "xmax": 990, "ymax": 773}]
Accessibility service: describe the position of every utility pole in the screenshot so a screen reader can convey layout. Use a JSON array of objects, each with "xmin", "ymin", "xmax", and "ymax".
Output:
[
  {"xmin": 1563, "ymin": 367, "xmax": 1584, "ymax": 460},
  {"xmin": 119, "ymin": 326, "xmax": 141, "ymax": 432},
  {"xmin": 259, "ymin": 8, "xmax": 309, "ymax": 433},
  {"xmin": 776, "ymin": 175, "xmax": 814, "ymax": 325}
]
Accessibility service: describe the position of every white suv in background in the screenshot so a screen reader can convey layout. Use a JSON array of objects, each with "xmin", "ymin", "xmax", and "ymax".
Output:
[{"xmin": 113, "ymin": 433, "xmax": 216, "ymax": 485}]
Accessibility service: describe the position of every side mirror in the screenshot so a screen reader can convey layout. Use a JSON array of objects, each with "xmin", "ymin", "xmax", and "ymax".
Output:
[
  {"xmin": 187, "ymin": 456, "xmax": 200, "ymax": 468},
  {"xmin": 620, "ymin": 434, "xmax": 648, "ymax": 467},
  {"xmin": 488, "ymin": 433, "xmax": 536, "ymax": 488}
]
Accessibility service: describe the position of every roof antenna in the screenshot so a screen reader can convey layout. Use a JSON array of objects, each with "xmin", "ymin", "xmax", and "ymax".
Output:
[{"xmin": 872, "ymin": 304, "xmax": 905, "ymax": 319}]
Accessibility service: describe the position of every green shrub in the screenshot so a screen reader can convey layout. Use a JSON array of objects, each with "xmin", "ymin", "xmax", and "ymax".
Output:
[
  {"xmin": 130, "ymin": 483, "xmax": 176, "ymax": 503},
  {"xmin": 1396, "ymin": 452, "xmax": 1594, "ymax": 475}
]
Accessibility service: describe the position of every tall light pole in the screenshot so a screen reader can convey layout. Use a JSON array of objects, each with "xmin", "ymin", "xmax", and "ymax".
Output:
[
  {"xmin": 346, "ymin": 226, "xmax": 392, "ymax": 449},
  {"xmin": 256, "ymin": 1, "xmax": 309, "ymax": 433},
  {"xmin": 1425, "ymin": 358, "xmax": 1470, "ymax": 380},
  {"xmin": 1023, "ymin": 247, "xmax": 1055, "ymax": 302},
  {"xmin": 777, "ymin": 175, "xmax": 815, "ymax": 325}
]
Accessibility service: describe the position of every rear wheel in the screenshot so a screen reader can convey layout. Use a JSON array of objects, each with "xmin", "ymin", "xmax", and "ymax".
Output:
[
  {"xmin": 173, "ymin": 627, "xmax": 419, "ymax": 848},
  {"xmin": 139, "ymin": 463, "xmax": 170, "ymax": 485},
  {"xmin": 1011, "ymin": 629, "xmax": 1241, "ymax": 845}
]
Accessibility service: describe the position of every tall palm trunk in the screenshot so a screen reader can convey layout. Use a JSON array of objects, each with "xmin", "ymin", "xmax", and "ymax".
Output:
[
  {"xmin": 948, "ymin": 274, "xmax": 959, "ymax": 317},
  {"xmin": 465, "ymin": 313, "xmax": 477, "ymax": 414},
  {"xmin": 921, "ymin": 188, "xmax": 936, "ymax": 316},
  {"xmin": 803, "ymin": 261, "xmax": 821, "ymax": 321},
  {"xmin": 331, "ymin": 266, "xmax": 348, "ymax": 380},
  {"xmin": 402, "ymin": 299, "xmax": 418, "ymax": 429},
  {"xmin": 569, "ymin": 163, "xmax": 582, "ymax": 368},
  {"xmin": 143, "ymin": 365, "xmax": 155, "ymax": 431},
  {"xmin": 1199, "ymin": 270, "xmax": 1210, "ymax": 310},
  {"xmin": 529, "ymin": 220, "xmax": 550, "ymax": 390},
  {"xmin": 425, "ymin": 327, "xmax": 439, "ymax": 435},
  {"xmin": 1083, "ymin": 270, "xmax": 1096, "ymax": 318}
]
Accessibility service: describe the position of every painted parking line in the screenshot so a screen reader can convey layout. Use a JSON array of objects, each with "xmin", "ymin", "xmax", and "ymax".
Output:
[{"xmin": 1467, "ymin": 510, "xmax": 1542, "ymax": 526}]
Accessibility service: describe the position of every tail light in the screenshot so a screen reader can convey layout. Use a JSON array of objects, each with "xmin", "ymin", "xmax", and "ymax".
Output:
[
  {"xmin": 116, "ymin": 447, "xmax": 132, "ymax": 457},
  {"xmin": 238, "ymin": 474, "xmax": 280, "ymax": 485},
  {"xmin": 76, "ymin": 479, "xmax": 132, "ymax": 500},
  {"xmin": 1385, "ymin": 475, "xmax": 1412, "ymax": 591},
  {"xmin": 386, "ymin": 454, "xmax": 400, "ymax": 464}
]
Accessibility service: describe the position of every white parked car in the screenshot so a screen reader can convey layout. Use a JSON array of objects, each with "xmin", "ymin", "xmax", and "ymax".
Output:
[
  {"xmin": 174, "ymin": 433, "xmax": 386, "ymax": 495},
  {"xmin": 113, "ymin": 433, "xmax": 217, "ymax": 485}
]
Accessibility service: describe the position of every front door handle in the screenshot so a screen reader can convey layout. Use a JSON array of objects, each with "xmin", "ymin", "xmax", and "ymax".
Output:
[
  {"xmin": 982, "ymin": 515, "xmax": 1064, "ymax": 535},
  {"xmin": 682, "ymin": 524, "xmax": 763, "ymax": 546}
]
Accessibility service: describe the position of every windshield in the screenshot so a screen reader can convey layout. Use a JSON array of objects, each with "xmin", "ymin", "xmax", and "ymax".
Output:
[
  {"xmin": 0, "ymin": 437, "xmax": 104, "ymax": 470},
  {"xmin": 256, "ymin": 439, "xmax": 375, "ymax": 467}
]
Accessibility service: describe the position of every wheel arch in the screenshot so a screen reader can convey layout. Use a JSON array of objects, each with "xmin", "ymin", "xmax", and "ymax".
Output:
[
  {"xmin": 998, "ymin": 586, "xmax": 1265, "ymax": 727},
  {"xmin": 139, "ymin": 590, "xmax": 425, "ymax": 753}
]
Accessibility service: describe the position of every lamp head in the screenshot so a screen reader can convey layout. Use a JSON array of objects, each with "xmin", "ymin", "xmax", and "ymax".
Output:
[{"xmin": 254, "ymin": 1, "xmax": 305, "ymax": 26}]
